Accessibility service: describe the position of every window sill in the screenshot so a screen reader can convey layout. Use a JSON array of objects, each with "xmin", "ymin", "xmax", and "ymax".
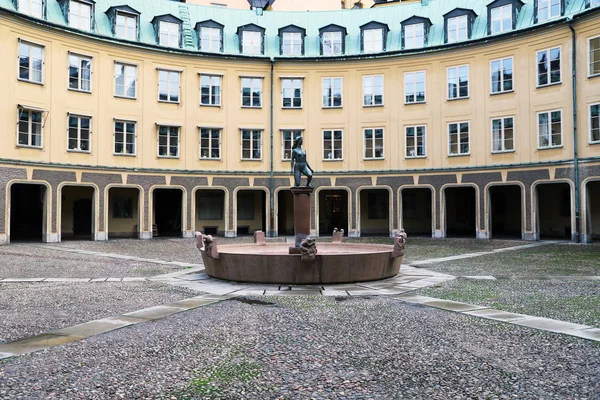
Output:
[
  {"xmin": 404, "ymin": 101, "xmax": 426, "ymax": 105},
  {"xmin": 241, "ymin": 106, "xmax": 262, "ymax": 109},
  {"xmin": 406, "ymin": 155, "xmax": 427, "ymax": 159},
  {"xmin": 158, "ymin": 100, "xmax": 180, "ymax": 104},
  {"xmin": 17, "ymin": 145, "xmax": 43, "ymax": 150},
  {"xmin": 363, "ymin": 157, "xmax": 385, "ymax": 161},
  {"xmin": 590, "ymin": 140, "xmax": 600, "ymax": 145},
  {"xmin": 114, "ymin": 95, "xmax": 137, "ymax": 100},
  {"xmin": 282, "ymin": 106, "xmax": 303, "ymax": 110},
  {"xmin": 447, "ymin": 96, "xmax": 469, "ymax": 102},
  {"xmin": 200, "ymin": 157, "xmax": 221, "ymax": 161},
  {"xmin": 68, "ymin": 88, "xmax": 92, "ymax": 94},
  {"xmin": 157, "ymin": 155, "xmax": 180, "ymax": 159},
  {"xmin": 200, "ymin": 103, "xmax": 222, "ymax": 107},
  {"xmin": 323, "ymin": 158, "xmax": 343, "ymax": 161},
  {"xmin": 67, "ymin": 149, "xmax": 91, "ymax": 154},
  {"xmin": 363, "ymin": 104, "xmax": 384, "ymax": 108},
  {"xmin": 322, "ymin": 106, "xmax": 343, "ymax": 109},
  {"xmin": 448, "ymin": 153, "xmax": 470, "ymax": 157},
  {"xmin": 17, "ymin": 78, "xmax": 43, "ymax": 86},
  {"xmin": 491, "ymin": 149, "xmax": 516, "ymax": 154},
  {"xmin": 536, "ymin": 82, "xmax": 562, "ymax": 89},
  {"xmin": 588, "ymin": 73, "xmax": 600, "ymax": 80},
  {"xmin": 537, "ymin": 145, "xmax": 564, "ymax": 150},
  {"xmin": 241, "ymin": 158, "xmax": 263, "ymax": 161},
  {"xmin": 490, "ymin": 90, "xmax": 514, "ymax": 96},
  {"xmin": 114, "ymin": 153, "xmax": 137, "ymax": 157}
]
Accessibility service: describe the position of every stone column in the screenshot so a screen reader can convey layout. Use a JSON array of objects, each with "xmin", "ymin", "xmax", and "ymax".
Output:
[{"xmin": 290, "ymin": 187, "xmax": 313, "ymax": 249}]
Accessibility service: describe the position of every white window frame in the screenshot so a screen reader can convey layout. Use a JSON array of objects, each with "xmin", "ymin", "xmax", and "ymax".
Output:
[
  {"xmin": 447, "ymin": 65, "xmax": 469, "ymax": 100},
  {"xmin": 322, "ymin": 129, "xmax": 343, "ymax": 161},
  {"xmin": 200, "ymin": 74, "xmax": 222, "ymax": 106},
  {"xmin": 282, "ymin": 78, "xmax": 303, "ymax": 108},
  {"xmin": 199, "ymin": 127, "xmax": 221, "ymax": 159},
  {"xmin": 592, "ymin": 0, "xmax": 600, "ymax": 6},
  {"xmin": 113, "ymin": 119, "xmax": 136, "ymax": 156},
  {"xmin": 537, "ymin": 47, "xmax": 561, "ymax": 87},
  {"xmin": 114, "ymin": 62, "xmax": 137, "ymax": 99},
  {"xmin": 67, "ymin": 114, "xmax": 92, "ymax": 153},
  {"xmin": 590, "ymin": 103, "xmax": 600, "ymax": 144},
  {"xmin": 322, "ymin": 77, "xmax": 343, "ymax": 108},
  {"xmin": 116, "ymin": 12, "xmax": 137, "ymax": 40},
  {"xmin": 242, "ymin": 31, "xmax": 262, "ymax": 55},
  {"xmin": 405, "ymin": 125, "xmax": 426, "ymax": 158},
  {"xmin": 157, "ymin": 125, "xmax": 180, "ymax": 158},
  {"xmin": 241, "ymin": 129, "xmax": 262, "ymax": 160},
  {"xmin": 363, "ymin": 75, "xmax": 384, "ymax": 107},
  {"xmin": 282, "ymin": 32, "xmax": 302, "ymax": 56},
  {"xmin": 363, "ymin": 127, "xmax": 385, "ymax": 160},
  {"xmin": 69, "ymin": 0, "xmax": 92, "ymax": 31},
  {"xmin": 157, "ymin": 69, "xmax": 180, "ymax": 103},
  {"xmin": 200, "ymin": 27, "xmax": 221, "ymax": 52},
  {"xmin": 491, "ymin": 4, "xmax": 512, "ymax": 34},
  {"xmin": 490, "ymin": 57, "xmax": 514, "ymax": 94},
  {"xmin": 448, "ymin": 121, "xmax": 470, "ymax": 156},
  {"xmin": 18, "ymin": 0, "xmax": 43, "ymax": 18},
  {"xmin": 363, "ymin": 28, "xmax": 383, "ymax": 53},
  {"xmin": 447, "ymin": 15, "xmax": 468, "ymax": 43},
  {"xmin": 322, "ymin": 31, "xmax": 342, "ymax": 56},
  {"xmin": 589, "ymin": 35, "xmax": 600, "ymax": 77},
  {"xmin": 491, "ymin": 116, "xmax": 515, "ymax": 153},
  {"xmin": 281, "ymin": 130, "xmax": 303, "ymax": 161},
  {"xmin": 159, "ymin": 21, "xmax": 180, "ymax": 47},
  {"xmin": 241, "ymin": 77, "xmax": 262, "ymax": 108},
  {"xmin": 68, "ymin": 52, "xmax": 92, "ymax": 93},
  {"xmin": 404, "ymin": 71, "xmax": 426, "ymax": 104},
  {"xmin": 18, "ymin": 40, "xmax": 44, "ymax": 84},
  {"xmin": 17, "ymin": 107, "xmax": 44, "ymax": 149},
  {"xmin": 538, "ymin": 0, "xmax": 561, "ymax": 22},
  {"xmin": 537, "ymin": 110, "xmax": 563, "ymax": 149},
  {"xmin": 404, "ymin": 23, "xmax": 424, "ymax": 49}
]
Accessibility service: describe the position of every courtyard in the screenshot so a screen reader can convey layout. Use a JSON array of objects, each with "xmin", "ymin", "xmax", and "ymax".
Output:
[{"xmin": 0, "ymin": 238, "xmax": 599, "ymax": 399}]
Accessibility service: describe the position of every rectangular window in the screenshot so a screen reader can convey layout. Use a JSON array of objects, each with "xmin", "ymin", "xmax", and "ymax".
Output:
[
  {"xmin": 69, "ymin": 1, "xmax": 92, "ymax": 31},
  {"xmin": 17, "ymin": 108, "xmax": 43, "ymax": 148},
  {"xmin": 491, "ymin": 117, "xmax": 514, "ymax": 152},
  {"xmin": 323, "ymin": 130, "xmax": 343, "ymax": 160},
  {"xmin": 491, "ymin": 57, "xmax": 513, "ymax": 94},
  {"xmin": 114, "ymin": 62, "xmax": 136, "ymax": 98},
  {"xmin": 364, "ymin": 128, "xmax": 384, "ymax": 159},
  {"xmin": 538, "ymin": 0, "xmax": 561, "ymax": 22},
  {"xmin": 537, "ymin": 110, "xmax": 562, "ymax": 148},
  {"xmin": 590, "ymin": 36, "xmax": 600, "ymax": 77},
  {"xmin": 19, "ymin": 0, "xmax": 43, "ymax": 18},
  {"xmin": 405, "ymin": 23, "xmax": 424, "ymax": 49},
  {"xmin": 590, "ymin": 104, "xmax": 600, "ymax": 143},
  {"xmin": 68, "ymin": 115, "xmax": 91, "ymax": 152},
  {"xmin": 18, "ymin": 41, "xmax": 43, "ymax": 84},
  {"xmin": 363, "ymin": 28, "xmax": 383, "ymax": 53},
  {"xmin": 282, "ymin": 32, "xmax": 302, "ymax": 55},
  {"xmin": 242, "ymin": 31, "xmax": 261, "ymax": 55},
  {"xmin": 199, "ymin": 128, "xmax": 221, "ymax": 159},
  {"xmin": 447, "ymin": 65, "xmax": 469, "ymax": 99},
  {"xmin": 322, "ymin": 77, "xmax": 343, "ymax": 108},
  {"xmin": 405, "ymin": 126, "xmax": 426, "ymax": 158},
  {"xmin": 158, "ymin": 70, "xmax": 180, "ymax": 103},
  {"xmin": 201, "ymin": 27, "xmax": 221, "ymax": 52},
  {"xmin": 157, "ymin": 125, "xmax": 179, "ymax": 157},
  {"xmin": 491, "ymin": 4, "xmax": 512, "ymax": 34},
  {"xmin": 447, "ymin": 15, "xmax": 468, "ymax": 43},
  {"xmin": 363, "ymin": 75, "xmax": 384, "ymax": 106},
  {"xmin": 159, "ymin": 21, "xmax": 179, "ymax": 47},
  {"xmin": 282, "ymin": 78, "xmax": 302, "ymax": 108},
  {"xmin": 241, "ymin": 129, "xmax": 262, "ymax": 160},
  {"xmin": 322, "ymin": 31, "xmax": 342, "ymax": 55},
  {"xmin": 200, "ymin": 74, "xmax": 221, "ymax": 106},
  {"xmin": 68, "ymin": 53, "xmax": 91, "ymax": 92},
  {"xmin": 537, "ymin": 47, "xmax": 561, "ymax": 86},
  {"xmin": 282, "ymin": 130, "xmax": 302, "ymax": 160},
  {"xmin": 116, "ymin": 12, "xmax": 137, "ymax": 40},
  {"xmin": 241, "ymin": 77, "xmax": 262, "ymax": 107},
  {"xmin": 448, "ymin": 122, "xmax": 470, "ymax": 155},
  {"xmin": 114, "ymin": 120, "xmax": 136, "ymax": 155},
  {"xmin": 405, "ymin": 71, "xmax": 426, "ymax": 103}
]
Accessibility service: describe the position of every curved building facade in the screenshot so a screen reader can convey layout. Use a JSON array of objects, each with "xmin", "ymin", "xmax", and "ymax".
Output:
[{"xmin": 0, "ymin": 0, "xmax": 599, "ymax": 244}]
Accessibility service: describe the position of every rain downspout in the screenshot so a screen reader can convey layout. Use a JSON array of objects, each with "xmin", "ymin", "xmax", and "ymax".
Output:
[
  {"xmin": 568, "ymin": 19, "xmax": 581, "ymax": 243},
  {"xmin": 269, "ymin": 57, "xmax": 275, "ymax": 237}
]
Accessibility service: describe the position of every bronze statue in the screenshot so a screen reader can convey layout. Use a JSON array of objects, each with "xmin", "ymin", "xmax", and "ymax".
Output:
[{"xmin": 290, "ymin": 136, "xmax": 313, "ymax": 187}]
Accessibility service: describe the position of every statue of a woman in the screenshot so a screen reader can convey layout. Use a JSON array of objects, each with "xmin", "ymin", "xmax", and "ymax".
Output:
[{"xmin": 290, "ymin": 136, "xmax": 313, "ymax": 187}]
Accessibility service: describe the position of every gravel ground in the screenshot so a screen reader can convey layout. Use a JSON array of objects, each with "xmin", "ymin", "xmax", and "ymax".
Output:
[
  {"xmin": 1, "ymin": 296, "xmax": 598, "ymax": 399},
  {"xmin": 423, "ymin": 243, "xmax": 600, "ymax": 276},
  {"xmin": 0, "ymin": 245, "xmax": 189, "ymax": 279},
  {"xmin": 418, "ymin": 278, "xmax": 600, "ymax": 327},
  {"xmin": 0, "ymin": 282, "xmax": 200, "ymax": 343}
]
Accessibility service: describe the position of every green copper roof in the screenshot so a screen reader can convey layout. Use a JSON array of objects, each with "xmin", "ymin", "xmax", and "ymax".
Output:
[{"xmin": 0, "ymin": 0, "xmax": 596, "ymax": 58}]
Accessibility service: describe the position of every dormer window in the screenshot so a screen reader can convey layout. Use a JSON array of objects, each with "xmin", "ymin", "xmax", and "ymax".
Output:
[
  {"xmin": 360, "ymin": 22, "xmax": 389, "ymax": 53},
  {"xmin": 443, "ymin": 8, "xmax": 477, "ymax": 43},
  {"xmin": 237, "ymin": 24, "xmax": 265, "ymax": 55},
  {"xmin": 487, "ymin": 0, "xmax": 523, "ymax": 34},
  {"xmin": 196, "ymin": 20, "xmax": 224, "ymax": 53},
  {"xmin": 401, "ymin": 16, "xmax": 432, "ymax": 50},
  {"xmin": 535, "ymin": 0, "xmax": 562, "ymax": 22},
  {"xmin": 278, "ymin": 25, "xmax": 306, "ymax": 56},
  {"xmin": 151, "ymin": 14, "xmax": 183, "ymax": 48},
  {"xmin": 319, "ymin": 24, "xmax": 347, "ymax": 56},
  {"xmin": 105, "ymin": 5, "xmax": 140, "ymax": 41},
  {"xmin": 69, "ymin": 0, "xmax": 93, "ymax": 31},
  {"xmin": 18, "ymin": 0, "xmax": 43, "ymax": 18}
]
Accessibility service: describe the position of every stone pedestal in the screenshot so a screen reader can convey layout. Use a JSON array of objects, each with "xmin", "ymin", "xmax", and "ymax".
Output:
[{"xmin": 290, "ymin": 186, "xmax": 313, "ymax": 249}]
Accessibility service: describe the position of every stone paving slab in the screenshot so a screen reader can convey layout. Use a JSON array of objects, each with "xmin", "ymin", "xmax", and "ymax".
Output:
[
  {"xmin": 44, "ymin": 278, "xmax": 91, "ymax": 282},
  {"xmin": 0, "ymin": 333, "xmax": 84, "ymax": 357},
  {"xmin": 90, "ymin": 278, "xmax": 108, "ymax": 282},
  {"xmin": 52, "ymin": 316, "xmax": 148, "ymax": 338},
  {"xmin": 0, "ymin": 278, "xmax": 45, "ymax": 282},
  {"xmin": 121, "ymin": 277, "xmax": 148, "ymax": 282},
  {"xmin": 421, "ymin": 299, "xmax": 489, "ymax": 312},
  {"xmin": 512, "ymin": 316, "xmax": 591, "ymax": 335},
  {"xmin": 463, "ymin": 308, "xmax": 529, "ymax": 322},
  {"xmin": 124, "ymin": 305, "xmax": 188, "ymax": 320},
  {"xmin": 264, "ymin": 290, "xmax": 323, "ymax": 296},
  {"xmin": 571, "ymin": 328, "xmax": 600, "ymax": 341},
  {"xmin": 168, "ymin": 298, "xmax": 220, "ymax": 308},
  {"xmin": 393, "ymin": 294, "xmax": 440, "ymax": 304}
]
